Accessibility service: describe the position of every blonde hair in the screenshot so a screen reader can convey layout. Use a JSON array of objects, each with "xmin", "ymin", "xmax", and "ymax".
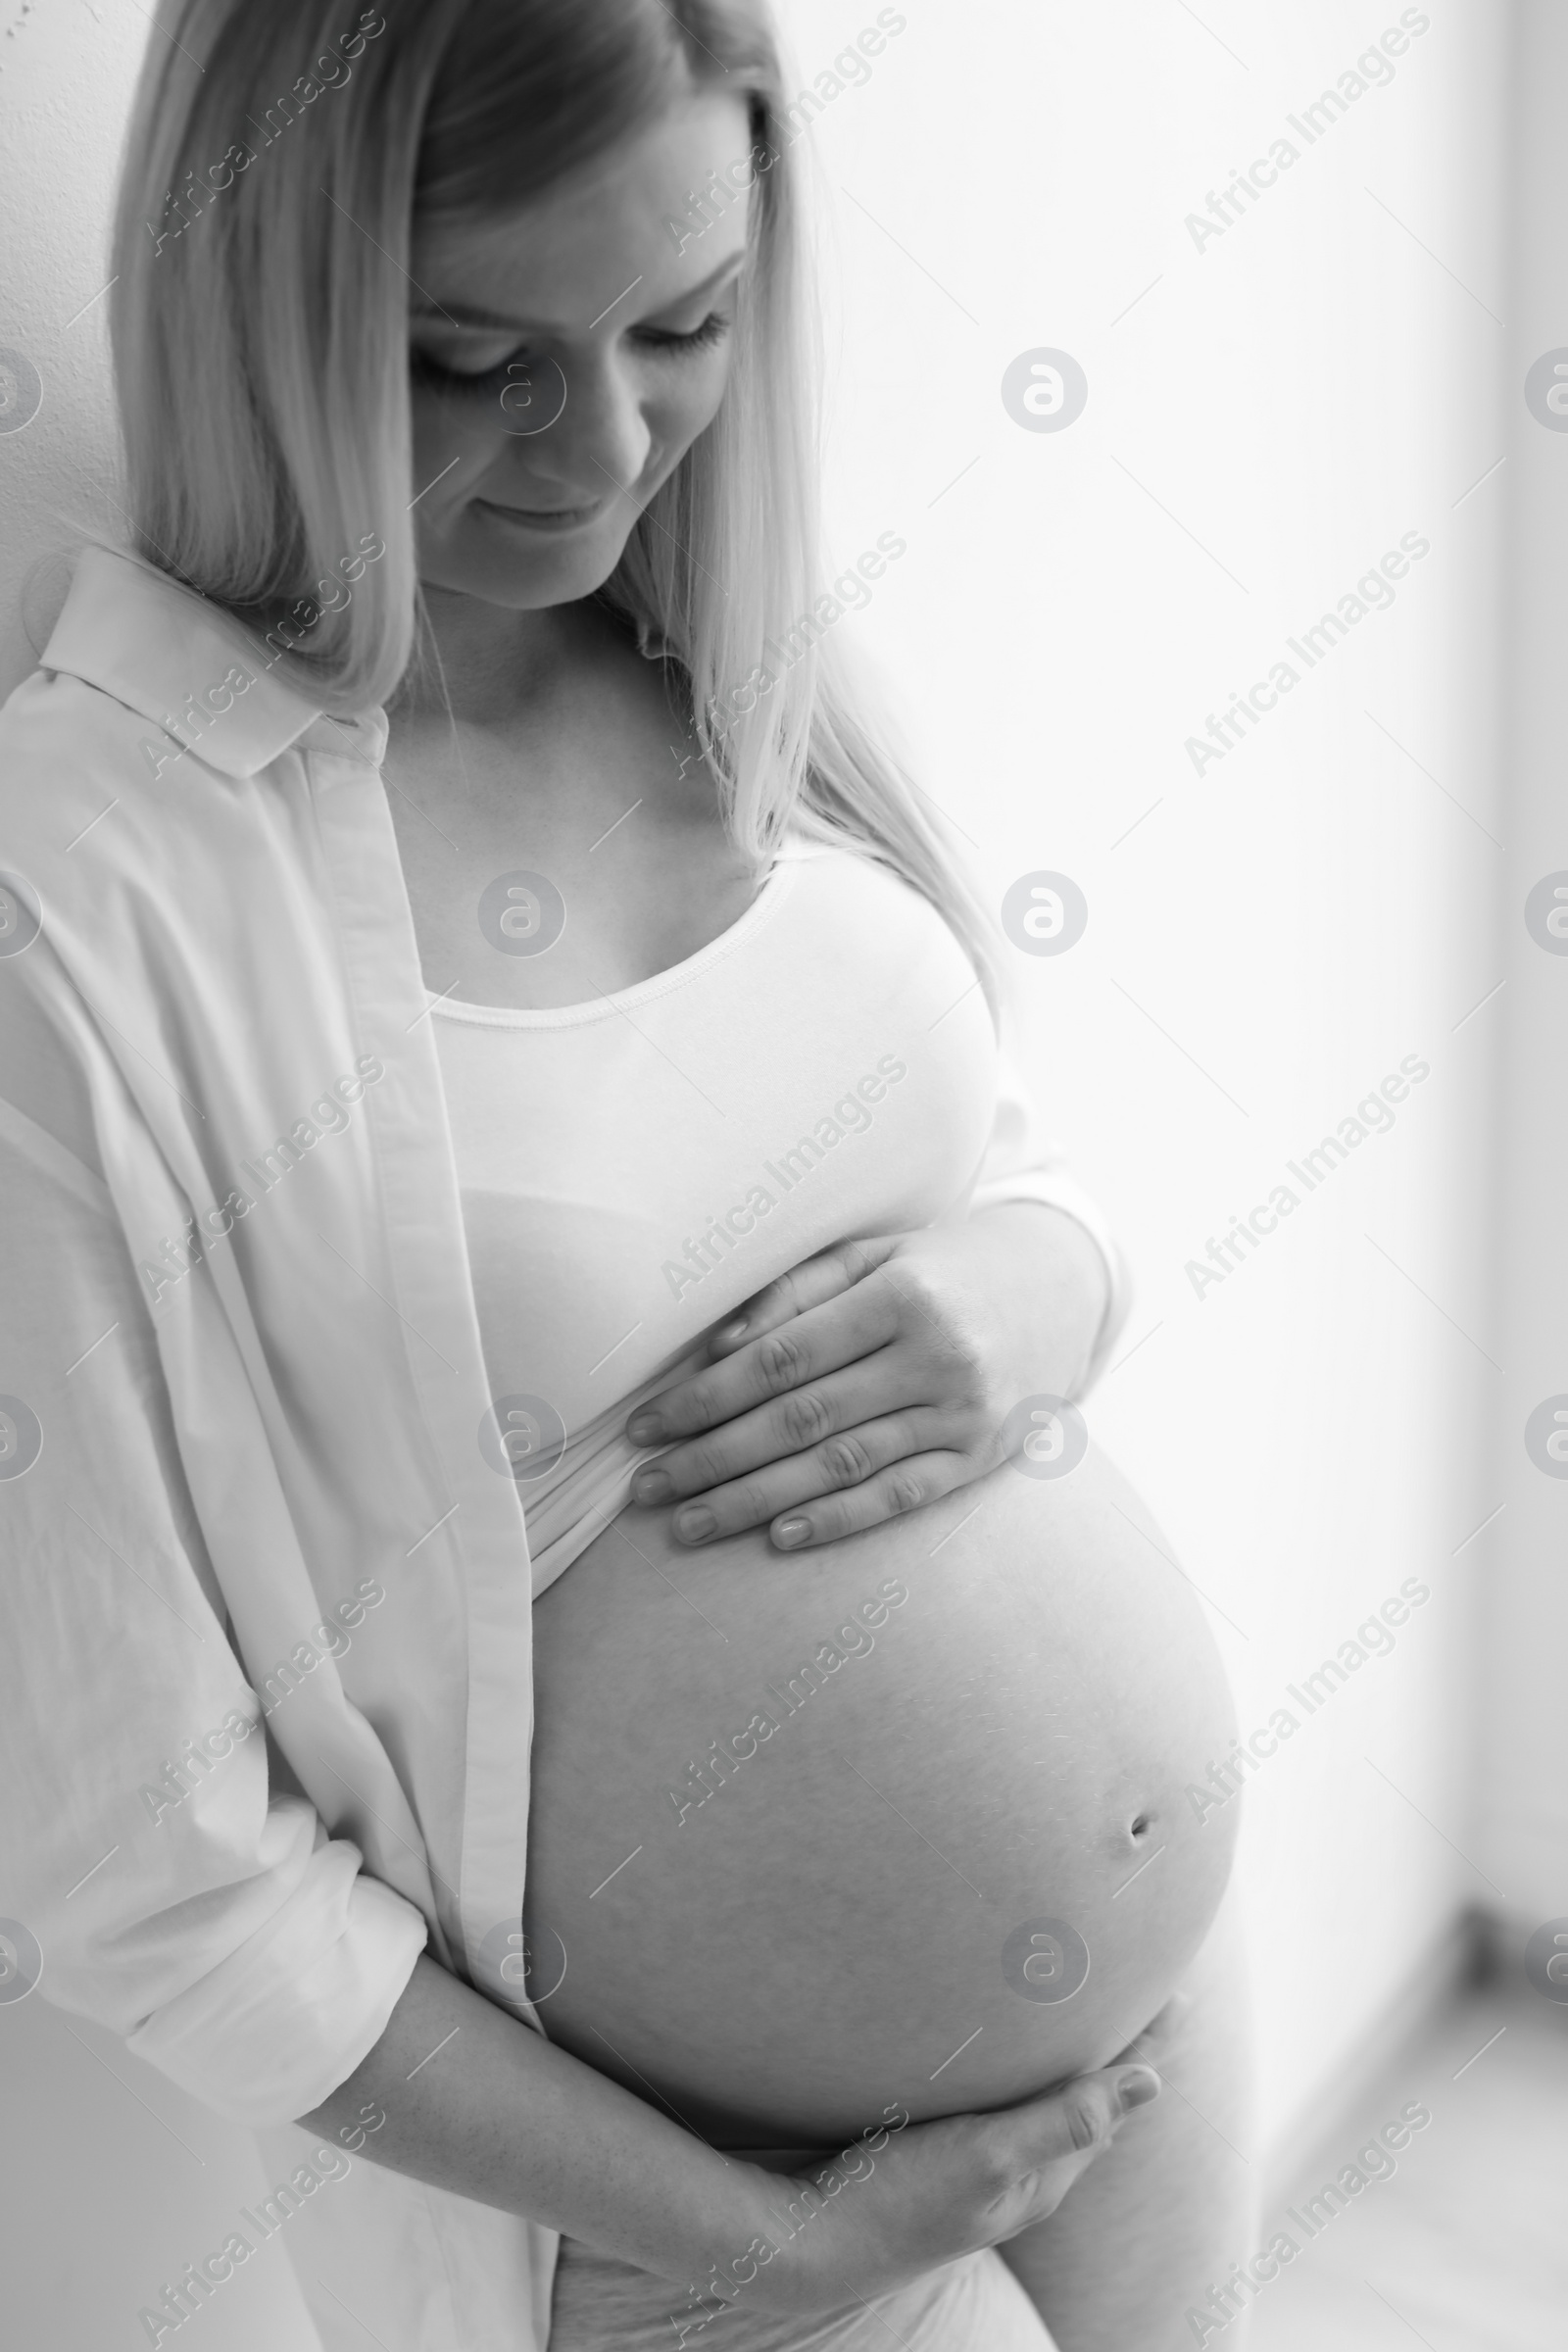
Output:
[{"xmin": 109, "ymin": 0, "xmax": 999, "ymax": 1007}]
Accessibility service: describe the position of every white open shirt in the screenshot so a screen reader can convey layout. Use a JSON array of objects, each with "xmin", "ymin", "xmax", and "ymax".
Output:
[{"xmin": 0, "ymin": 546, "xmax": 1128, "ymax": 2350}]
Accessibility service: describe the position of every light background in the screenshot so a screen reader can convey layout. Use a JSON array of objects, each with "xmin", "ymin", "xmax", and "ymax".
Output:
[{"xmin": 0, "ymin": 2, "xmax": 1559, "ymax": 2346}]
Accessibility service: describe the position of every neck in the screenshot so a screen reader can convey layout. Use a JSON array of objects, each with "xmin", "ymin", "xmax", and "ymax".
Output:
[{"xmin": 397, "ymin": 583, "xmax": 610, "ymax": 728}]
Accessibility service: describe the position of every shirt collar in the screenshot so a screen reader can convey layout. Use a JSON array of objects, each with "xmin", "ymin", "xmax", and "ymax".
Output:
[{"xmin": 39, "ymin": 543, "xmax": 388, "ymax": 775}]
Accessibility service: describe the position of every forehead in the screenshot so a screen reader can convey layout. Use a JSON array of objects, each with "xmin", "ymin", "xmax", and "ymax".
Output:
[{"xmin": 410, "ymin": 87, "xmax": 756, "ymax": 333}]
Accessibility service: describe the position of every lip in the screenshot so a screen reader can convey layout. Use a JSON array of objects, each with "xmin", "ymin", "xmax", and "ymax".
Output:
[{"xmin": 476, "ymin": 496, "xmax": 605, "ymax": 532}]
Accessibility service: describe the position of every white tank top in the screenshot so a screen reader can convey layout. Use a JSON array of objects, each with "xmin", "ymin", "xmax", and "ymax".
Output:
[{"xmin": 431, "ymin": 843, "xmax": 1002, "ymax": 1596}]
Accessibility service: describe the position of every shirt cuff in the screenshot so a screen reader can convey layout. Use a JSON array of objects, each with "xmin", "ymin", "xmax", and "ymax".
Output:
[{"xmin": 124, "ymin": 1840, "xmax": 430, "ymax": 2127}]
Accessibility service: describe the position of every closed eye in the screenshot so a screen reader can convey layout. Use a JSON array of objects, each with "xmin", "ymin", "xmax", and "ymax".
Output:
[
  {"xmin": 637, "ymin": 310, "xmax": 733, "ymax": 357},
  {"xmin": 411, "ymin": 310, "xmax": 733, "ymax": 392}
]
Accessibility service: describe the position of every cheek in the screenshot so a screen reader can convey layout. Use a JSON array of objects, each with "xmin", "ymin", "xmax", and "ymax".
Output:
[
  {"xmin": 411, "ymin": 380, "xmax": 494, "ymax": 462},
  {"xmin": 638, "ymin": 354, "xmax": 734, "ymax": 478},
  {"xmin": 408, "ymin": 385, "xmax": 512, "ymax": 552}
]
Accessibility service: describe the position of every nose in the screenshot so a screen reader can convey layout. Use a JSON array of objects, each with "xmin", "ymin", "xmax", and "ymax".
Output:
[{"xmin": 514, "ymin": 345, "xmax": 653, "ymax": 506}]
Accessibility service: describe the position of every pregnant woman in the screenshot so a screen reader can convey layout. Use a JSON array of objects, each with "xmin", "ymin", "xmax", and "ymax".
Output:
[{"xmin": 0, "ymin": 3, "xmax": 1252, "ymax": 2348}]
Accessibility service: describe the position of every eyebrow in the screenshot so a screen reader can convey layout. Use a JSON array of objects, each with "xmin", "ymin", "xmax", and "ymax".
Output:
[{"xmin": 412, "ymin": 249, "xmax": 747, "ymax": 335}]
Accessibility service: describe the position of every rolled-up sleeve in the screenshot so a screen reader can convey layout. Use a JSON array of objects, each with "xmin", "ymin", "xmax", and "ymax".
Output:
[
  {"xmin": 968, "ymin": 1042, "xmax": 1133, "ymax": 1390},
  {"xmin": 0, "ymin": 966, "xmax": 428, "ymax": 2126}
]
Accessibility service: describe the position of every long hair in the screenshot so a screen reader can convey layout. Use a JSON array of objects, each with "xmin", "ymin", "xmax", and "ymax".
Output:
[{"xmin": 108, "ymin": 0, "xmax": 999, "ymax": 1008}]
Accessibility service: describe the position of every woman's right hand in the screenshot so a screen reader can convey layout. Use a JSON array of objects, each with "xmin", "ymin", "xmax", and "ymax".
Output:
[
  {"xmin": 722, "ymin": 2027, "xmax": 1172, "ymax": 2321},
  {"xmin": 302, "ymin": 1950, "xmax": 1179, "ymax": 2333}
]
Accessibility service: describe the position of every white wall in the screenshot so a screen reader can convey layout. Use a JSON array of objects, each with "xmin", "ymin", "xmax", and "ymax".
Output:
[
  {"xmin": 0, "ymin": 0, "xmax": 1523, "ymax": 2337},
  {"xmin": 1483, "ymin": 1, "xmax": 1568, "ymax": 1927},
  {"xmin": 789, "ymin": 0, "xmax": 1508, "ymax": 2167},
  {"xmin": 0, "ymin": 1, "xmax": 138, "ymax": 675}
]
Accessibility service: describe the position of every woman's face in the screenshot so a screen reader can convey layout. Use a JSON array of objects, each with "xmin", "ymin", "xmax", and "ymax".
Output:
[{"xmin": 407, "ymin": 87, "xmax": 755, "ymax": 612}]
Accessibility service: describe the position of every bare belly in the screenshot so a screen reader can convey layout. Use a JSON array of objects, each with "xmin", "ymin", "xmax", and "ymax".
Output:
[{"xmin": 524, "ymin": 1445, "xmax": 1239, "ymax": 2148}]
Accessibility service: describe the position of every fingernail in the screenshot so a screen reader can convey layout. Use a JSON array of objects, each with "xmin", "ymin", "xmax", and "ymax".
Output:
[
  {"xmin": 626, "ymin": 1412, "xmax": 663, "ymax": 1444},
  {"xmin": 716, "ymin": 1316, "xmax": 748, "ymax": 1344},
  {"xmin": 674, "ymin": 1506, "xmax": 716, "ymax": 1543},
  {"xmin": 1118, "ymin": 2069, "xmax": 1161, "ymax": 2112},
  {"xmin": 774, "ymin": 1516, "xmax": 810, "ymax": 1549},
  {"xmin": 632, "ymin": 1468, "xmax": 671, "ymax": 1504}
]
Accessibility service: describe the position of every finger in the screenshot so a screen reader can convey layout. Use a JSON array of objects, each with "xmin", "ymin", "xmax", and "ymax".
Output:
[
  {"xmin": 1112, "ymin": 1991, "xmax": 1190, "ymax": 2073},
  {"xmin": 766, "ymin": 1450, "xmax": 976, "ymax": 1551},
  {"xmin": 625, "ymin": 1280, "xmax": 905, "ymax": 1448},
  {"xmin": 704, "ymin": 1236, "xmax": 901, "ymax": 1356},
  {"xmin": 1005, "ymin": 2063, "xmax": 1159, "ymax": 2175},
  {"xmin": 652, "ymin": 1414, "xmax": 944, "ymax": 1544},
  {"xmin": 976, "ymin": 2065, "xmax": 1159, "ymax": 2243},
  {"xmin": 630, "ymin": 1357, "xmax": 948, "ymax": 1511}
]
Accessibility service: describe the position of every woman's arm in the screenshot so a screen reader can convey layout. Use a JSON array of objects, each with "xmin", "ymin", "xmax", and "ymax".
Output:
[
  {"xmin": 300, "ymin": 1952, "xmax": 769, "ymax": 2265},
  {"xmin": 302, "ymin": 1950, "xmax": 1165, "ymax": 2314},
  {"xmin": 0, "ymin": 964, "xmax": 431, "ymax": 2119},
  {"xmin": 951, "ymin": 1196, "xmax": 1114, "ymax": 1401}
]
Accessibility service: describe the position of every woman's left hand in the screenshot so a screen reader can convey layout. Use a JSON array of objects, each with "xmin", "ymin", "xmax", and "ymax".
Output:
[{"xmin": 623, "ymin": 1203, "xmax": 1111, "ymax": 1551}]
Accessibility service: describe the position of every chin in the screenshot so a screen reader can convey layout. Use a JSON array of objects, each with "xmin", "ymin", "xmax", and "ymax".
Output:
[{"xmin": 428, "ymin": 517, "xmax": 635, "ymax": 612}]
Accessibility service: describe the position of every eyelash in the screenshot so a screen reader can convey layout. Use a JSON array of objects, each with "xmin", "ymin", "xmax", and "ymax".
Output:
[{"xmin": 412, "ymin": 310, "xmax": 732, "ymax": 392}]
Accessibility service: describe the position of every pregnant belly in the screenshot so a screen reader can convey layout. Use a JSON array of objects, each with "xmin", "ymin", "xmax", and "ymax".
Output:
[{"xmin": 524, "ymin": 1446, "xmax": 1239, "ymax": 2149}]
